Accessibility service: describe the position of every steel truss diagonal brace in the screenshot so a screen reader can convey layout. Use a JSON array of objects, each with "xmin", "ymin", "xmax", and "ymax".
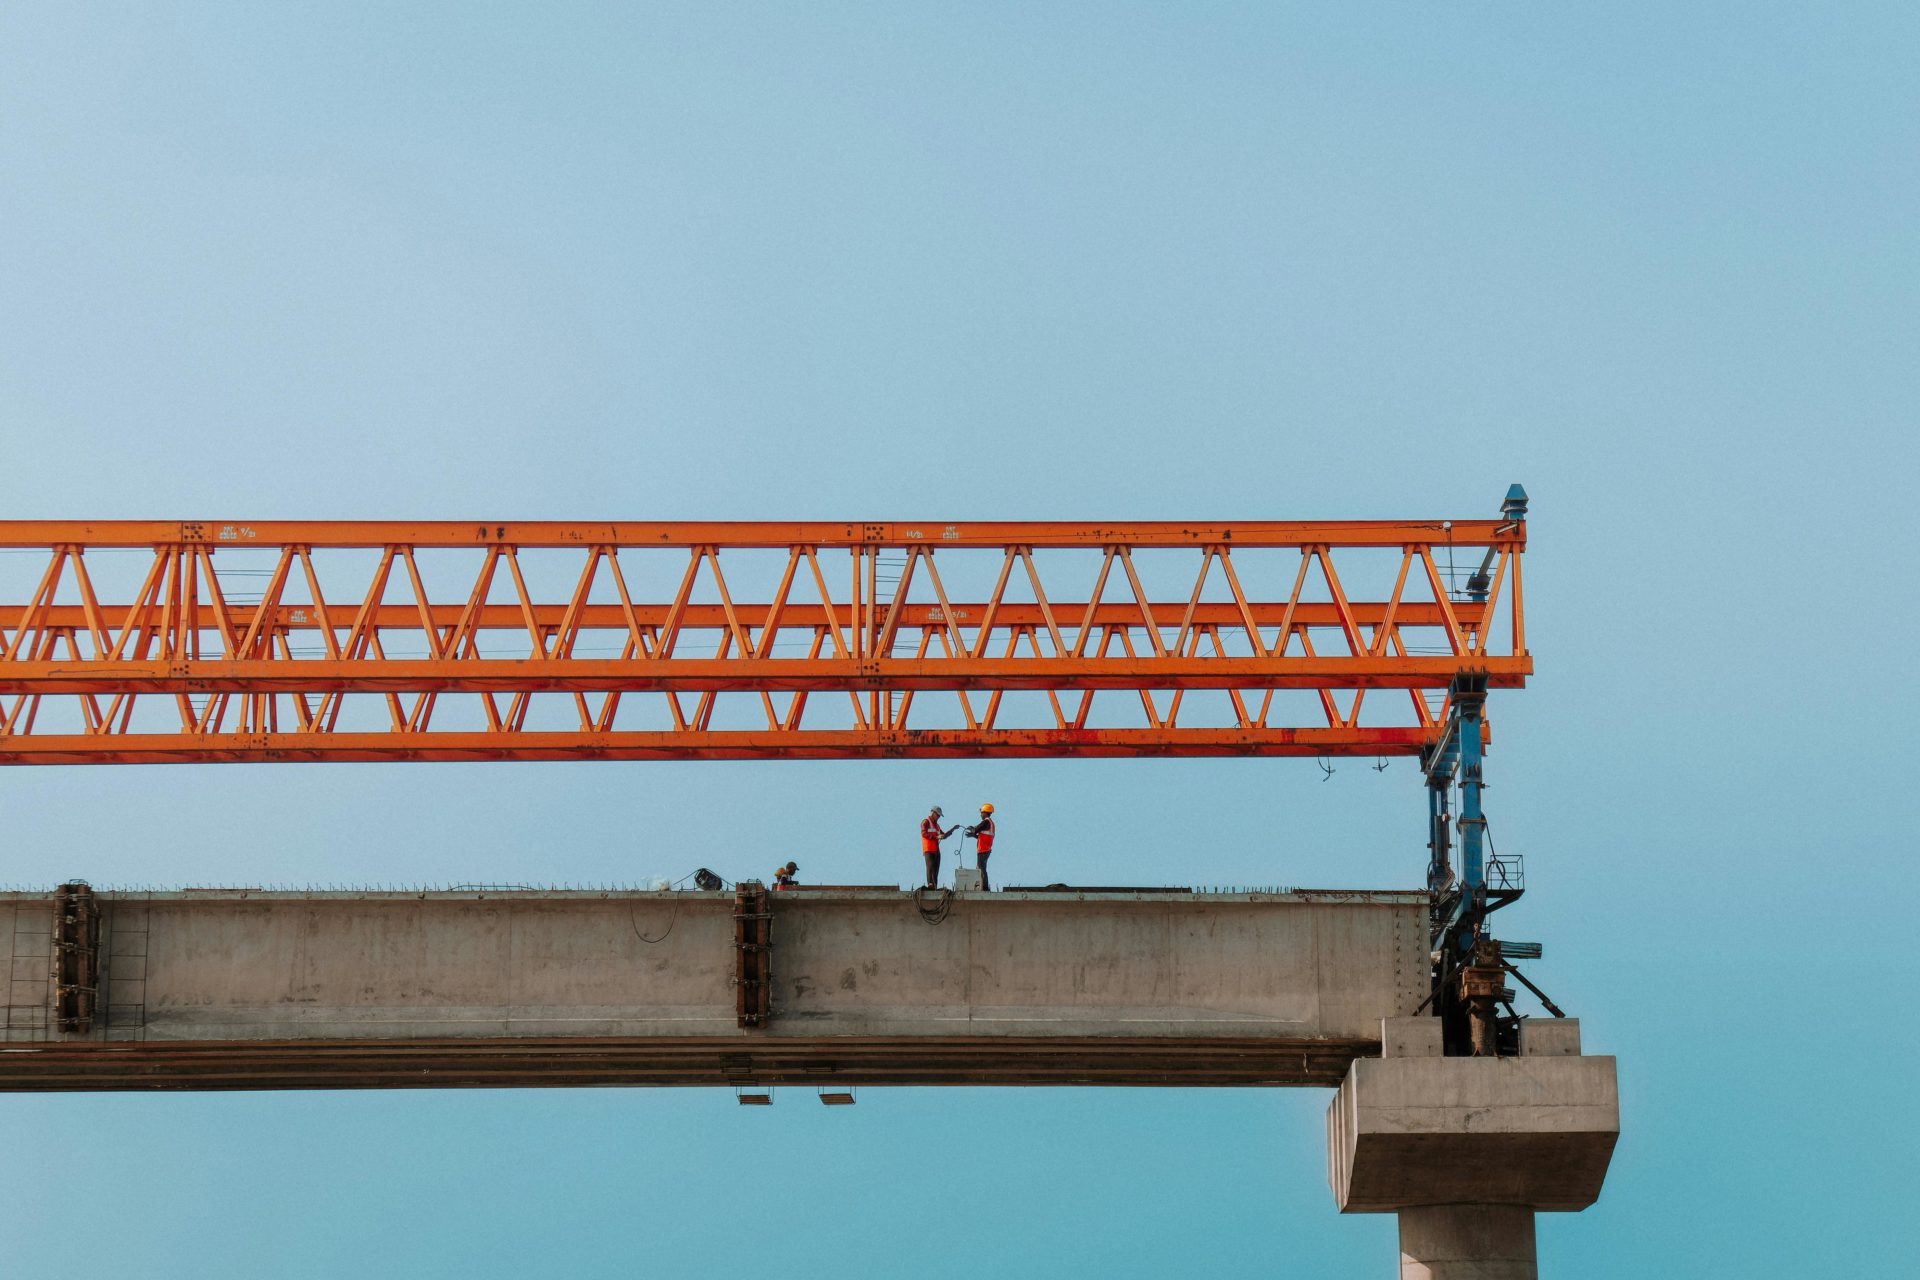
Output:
[{"xmin": 0, "ymin": 503, "xmax": 1529, "ymax": 765}]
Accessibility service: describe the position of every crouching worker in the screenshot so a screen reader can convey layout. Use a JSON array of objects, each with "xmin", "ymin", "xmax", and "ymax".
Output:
[
  {"xmin": 772, "ymin": 861, "xmax": 799, "ymax": 890},
  {"xmin": 964, "ymin": 804, "xmax": 996, "ymax": 891}
]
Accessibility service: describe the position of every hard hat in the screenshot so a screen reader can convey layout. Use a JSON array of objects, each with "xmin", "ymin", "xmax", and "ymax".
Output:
[
  {"xmin": 980, "ymin": 803, "xmax": 994, "ymax": 814},
  {"xmin": 931, "ymin": 806, "xmax": 943, "ymax": 816},
  {"xmin": 787, "ymin": 861, "xmax": 799, "ymax": 871}
]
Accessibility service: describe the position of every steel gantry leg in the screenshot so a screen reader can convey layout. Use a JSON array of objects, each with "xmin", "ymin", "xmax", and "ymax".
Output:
[
  {"xmin": 1422, "ymin": 485, "xmax": 1532, "ymax": 1059},
  {"xmin": 1453, "ymin": 673, "xmax": 1489, "ymax": 949},
  {"xmin": 1423, "ymin": 737, "xmax": 1455, "ymax": 896}
]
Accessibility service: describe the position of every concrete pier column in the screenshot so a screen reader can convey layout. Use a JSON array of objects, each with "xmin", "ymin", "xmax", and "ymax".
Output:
[
  {"xmin": 1397, "ymin": 1204, "xmax": 1536, "ymax": 1279},
  {"xmin": 1328, "ymin": 1017, "xmax": 1618, "ymax": 1278}
]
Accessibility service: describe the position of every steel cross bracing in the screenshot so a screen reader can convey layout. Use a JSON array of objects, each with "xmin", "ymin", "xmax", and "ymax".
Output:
[{"xmin": 0, "ymin": 508, "xmax": 1526, "ymax": 765}]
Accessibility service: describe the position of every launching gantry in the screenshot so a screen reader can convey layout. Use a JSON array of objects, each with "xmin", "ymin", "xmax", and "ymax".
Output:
[
  {"xmin": 0, "ymin": 488, "xmax": 1616, "ymax": 1278},
  {"xmin": 0, "ymin": 492, "xmax": 1541, "ymax": 1071},
  {"xmin": 0, "ymin": 503, "xmax": 1527, "ymax": 763}
]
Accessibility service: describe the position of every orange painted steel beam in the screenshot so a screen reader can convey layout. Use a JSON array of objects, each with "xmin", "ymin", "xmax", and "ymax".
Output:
[
  {"xmin": 0, "ymin": 519, "xmax": 1520, "ymax": 549},
  {"xmin": 0, "ymin": 727, "xmax": 1435, "ymax": 765},
  {"xmin": 18, "ymin": 600, "xmax": 1485, "ymax": 631},
  {"xmin": 0, "ymin": 516, "xmax": 1526, "ymax": 764},
  {"xmin": 0, "ymin": 656, "xmax": 1531, "ymax": 696}
]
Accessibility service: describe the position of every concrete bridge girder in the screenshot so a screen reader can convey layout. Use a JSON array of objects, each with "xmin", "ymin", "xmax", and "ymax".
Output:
[
  {"xmin": 2, "ymin": 886, "xmax": 1619, "ymax": 1278},
  {"xmin": 0, "ymin": 886, "xmax": 1426, "ymax": 1088}
]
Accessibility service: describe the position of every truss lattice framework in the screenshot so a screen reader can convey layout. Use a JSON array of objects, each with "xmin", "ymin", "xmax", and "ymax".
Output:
[{"xmin": 0, "ymin": 519, "xmax": 1526, "ymax": 764}]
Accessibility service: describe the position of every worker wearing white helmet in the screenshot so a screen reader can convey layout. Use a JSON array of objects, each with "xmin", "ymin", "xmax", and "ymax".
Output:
[
  {"xmin": 919, "ymin": 806, "xmax": 956, "ymax": 888},
  {"xmin": 963, "ymin": 804, "xmax": 997, "ymax": 891}
]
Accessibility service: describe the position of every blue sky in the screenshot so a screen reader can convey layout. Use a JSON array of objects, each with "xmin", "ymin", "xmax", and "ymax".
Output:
[{"xmin": 1, "ymin": 4, "xmax": 1913, "ymax": 1274}]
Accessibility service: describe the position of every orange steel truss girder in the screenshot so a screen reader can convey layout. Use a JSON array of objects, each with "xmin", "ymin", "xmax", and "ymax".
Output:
[
  {"xmin": 0, "ymin": 518, "xmax": 1527, "ymax": 765},
  {"xmin": 0, "ymin": 520, "xmax": 1517, "ymax": 548}
]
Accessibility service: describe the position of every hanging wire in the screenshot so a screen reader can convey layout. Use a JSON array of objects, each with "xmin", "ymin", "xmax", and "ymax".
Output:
[
  {"xmin": 629, "ymin": 897, "xmax": 678, "ymax": 945},
  {"xmin": 913, "ymin": 885, "xmax": 954, "ymax": 924}
]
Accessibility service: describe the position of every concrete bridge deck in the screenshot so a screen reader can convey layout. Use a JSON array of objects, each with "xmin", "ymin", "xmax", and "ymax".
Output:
[{"xmin": 1, "ymin": 886, "xmax": 1427, "ymax": 1090}]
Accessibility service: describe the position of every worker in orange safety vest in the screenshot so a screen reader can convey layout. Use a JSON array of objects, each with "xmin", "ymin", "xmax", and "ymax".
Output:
[
  {"xmin": 920, "ymin": 806, "xmax": 956, "ymax": 888},
  {"xmin": 772, "ymin": 861, "xmax": 798, "ymax": 890},
  {"xmin": 962, "ymin": 804, "xmax": 996, "ymax": 891}
]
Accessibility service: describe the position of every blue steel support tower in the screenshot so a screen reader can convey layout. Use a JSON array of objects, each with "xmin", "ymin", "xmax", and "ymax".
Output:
[{"xmin": 1423, "ymin": 485, "xmax": 1533, "ymax": 1056}]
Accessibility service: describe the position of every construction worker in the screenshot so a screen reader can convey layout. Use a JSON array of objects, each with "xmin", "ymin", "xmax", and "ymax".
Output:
[
  {"xmin": 772, "ymin": 861, "xmax": 798, "ymax": 890},
  {"xmin": 963, "ymin": 804, "xmax": 996, "ymax": 891},
  {"xmin": 920, "ymin": 806, "xmax": 956, "ymax": 888}
]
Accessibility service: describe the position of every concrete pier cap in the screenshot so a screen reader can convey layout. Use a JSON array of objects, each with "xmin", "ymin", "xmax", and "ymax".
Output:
[{"xmin": 1327, "ymin": 1017, "xmax": 1619, "ymax": 1279}]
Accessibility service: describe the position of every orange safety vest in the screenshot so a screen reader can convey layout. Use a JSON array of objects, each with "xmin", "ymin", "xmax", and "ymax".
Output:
[
  {"xmin": 972, "ymin": 817, "xmax": 995, "ymax": 854},
  {"xmin": 921, "ymin": 816, "xmax": 943, "ymax": 853}
]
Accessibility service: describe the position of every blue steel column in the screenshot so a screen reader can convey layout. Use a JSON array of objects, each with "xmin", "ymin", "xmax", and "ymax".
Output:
[
  {"xmin": 1427, "ymin": 486, "xmax": 1529, "ymax": 1056},
  {"xmin": 1453, "ymin": 675, "xmax": 1488, "ymax": 951},
  {"xmin": 1424, "ymin": 736, "xmax": 1455, "ymax": 896},
  {"xmin": 1446, "ymin": 483, "xmax": 1524, "ymax": 952}
]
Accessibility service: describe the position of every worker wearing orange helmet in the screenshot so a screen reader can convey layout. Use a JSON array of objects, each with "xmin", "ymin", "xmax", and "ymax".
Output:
[
  {"xmin": 920, "ymin": 806, "xmax": 956, "ymax": 888},
  {"xmin": 963, "ymin": 804, "xmax": 997, "ymax": 891}
]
